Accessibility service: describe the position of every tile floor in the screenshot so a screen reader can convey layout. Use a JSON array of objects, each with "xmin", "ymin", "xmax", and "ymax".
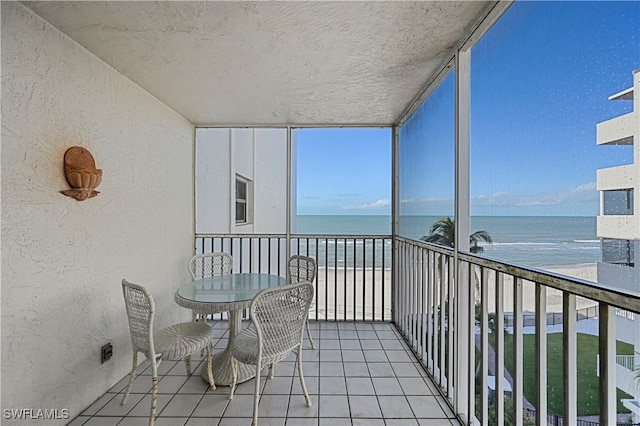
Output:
[{"xmin": 68, "ymin": 321, "xmax": 460, "ymax": 426}]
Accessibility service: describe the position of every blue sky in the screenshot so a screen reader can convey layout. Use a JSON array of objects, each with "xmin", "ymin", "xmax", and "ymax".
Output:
[
  {"xmin": 296, "ymin": 1, "xmax": 639, "ymax": 217},
  {"xmin": 295, "ymin": 127, "xmax": 391, "ymax": 215}
]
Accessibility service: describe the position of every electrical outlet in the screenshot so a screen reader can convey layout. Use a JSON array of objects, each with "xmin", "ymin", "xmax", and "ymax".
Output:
[{"xmin": 101, "ymin": 343, "xmax": 113, "ymax": 363}]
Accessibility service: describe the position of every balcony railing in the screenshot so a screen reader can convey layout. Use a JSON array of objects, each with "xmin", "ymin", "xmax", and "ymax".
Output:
[
  {"xmin": 395, "ymin": 236, "xmax": 640, "ymax": 426},
  {"xmin": 196, "ymin": 233, "xmax": 640, "ymax": 425},
  {"xmin": 615, "ymin": 355, "xmax": 640, "ymax": 371},
  {"xmin": 195, "ymin": 233, "xmax": 392, "ymax": 321}
]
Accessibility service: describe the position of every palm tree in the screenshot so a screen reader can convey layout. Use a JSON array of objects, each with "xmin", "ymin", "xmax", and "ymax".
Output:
[{"xmin": 420, "ymin": 217, "xmax": 492, "ymax": 253}]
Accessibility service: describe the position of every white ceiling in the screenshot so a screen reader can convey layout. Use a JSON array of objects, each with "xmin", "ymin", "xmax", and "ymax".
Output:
[{"xmin": 22, "ymin": 1, "xmax": 496, "ymax": 127}]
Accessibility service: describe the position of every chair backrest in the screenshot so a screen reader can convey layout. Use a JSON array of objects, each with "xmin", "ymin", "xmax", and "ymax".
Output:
[
  {"xmin": 250, "ymin": 281, "xmax": 314, "ymax": 359},
  {"xmin": 188, "ymin": 252, "xmax": 233, "ymax": 280},
  {"xmin": 121, "ymin": 279, "xmax": 155, "ymax": 357},
  {"xmin": 287, "ymin": 255, "xmax": 316, "ymax": 284}
]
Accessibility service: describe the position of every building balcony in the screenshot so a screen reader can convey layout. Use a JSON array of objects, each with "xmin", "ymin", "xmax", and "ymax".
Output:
[
  {"xmin": 597, "ymin": 112, "xmax": 636, "ymax": 146},
  {"xmin": 61, "ymin": 233, "xmax": 640, "ymax": 425},
  {"xmin": 597, "ymin": 215, "xmax": 640, "ymax": 240},
  {"xmin": 115, "ymin": 233, "xmax": 640, "ymax": 426},
  {"xmin": 597, "ymin": 164, "xmax": 638, "ymax": 193}
]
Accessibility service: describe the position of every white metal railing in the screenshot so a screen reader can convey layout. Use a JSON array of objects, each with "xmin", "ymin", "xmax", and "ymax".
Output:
[
  {"xmin": 194, "ymin": 233, "xmax": 392, "ymax": 321},
  {"xmin": 394, "ymin": 236, "xmax": 640, "ymax": 426},
  {"xmin": 195, "ymin": 233, "xmax": 640, "ymax": 425}
]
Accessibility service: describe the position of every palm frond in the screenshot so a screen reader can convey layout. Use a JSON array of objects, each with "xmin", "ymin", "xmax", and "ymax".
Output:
[{"xmin": 421, "ymin": 217, "xmax": 492, "ymax": 253}]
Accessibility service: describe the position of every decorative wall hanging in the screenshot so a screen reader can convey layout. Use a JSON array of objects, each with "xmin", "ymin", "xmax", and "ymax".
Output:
[{"xmin": 60, "ymin": 146, "xmax": 102, "ymax": 201}]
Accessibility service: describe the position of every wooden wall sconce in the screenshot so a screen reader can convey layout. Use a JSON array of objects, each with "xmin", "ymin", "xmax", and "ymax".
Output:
[{"xmin": 60, "ymin": 146, "xmax": 102, "ymax": 201}]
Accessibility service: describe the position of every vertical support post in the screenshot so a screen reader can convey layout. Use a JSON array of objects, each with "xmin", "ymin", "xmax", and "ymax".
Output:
[
  {"xmin": 439, "ymin": 255, "xmax": 446, "ymax": 387},
  {"xmin": 427, "ymin": 250, "xmax": 438, "ymax": 375},
  {"xmin": 455, "ymin": 44, "xmax": 472, "ymax": 423},
  {"xmin": 455, "ymin": 41, "xmax": 471, "ymax": 254},
  {"xmin": 286, "ymin": 126, "xmax": 292, "ymax": 259},
  {"xmin": 513, "ymin": 278, "xmax": 523, "ymax": 426},
  {"xmin": 535, "ymin": 284, "xmax": 547, "ymax": 426},
  {"xmin": 421, "ymin": 248, "xmax": 428, "ymax": 361},
  {"xmin": 480, "ymin": 267, "xmax": 489, "ymax": 425},
  {"xmin": 495, "ymin": 272, "xmax": 505, "ymax": 426},
  {"xmin": 467, "ymin": 262, "xmax": 476, "ymax": 423},
  {"xmin": 447, "ymin": 259, "xmax": 455, "ymax": 399},
  {"xmin": 391, "ymin": 125, "xmax": 399, "ymax": 324},
  {"xmin": 454, "ymin": 260, "xmax": 471, "ymax": 415},
  {"xmin": 599, "ymin": 302, "xmax": 616, "ymax": 425},
  {"xmin": 228, "ymin": 129, "xmax": 234, "ymax": 235},
  {"xmin": 411, "ymin": 246, "xmax": 417, "ymax": 348},
  {"xmin": 563, "ymin": 293, "xmax": 577, "ymax": 425}
]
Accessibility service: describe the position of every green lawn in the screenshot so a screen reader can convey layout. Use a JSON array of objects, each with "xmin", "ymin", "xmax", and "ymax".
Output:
[{"xmin": 490, "ymin": 332, "xmax": 634, "ymax": 416}]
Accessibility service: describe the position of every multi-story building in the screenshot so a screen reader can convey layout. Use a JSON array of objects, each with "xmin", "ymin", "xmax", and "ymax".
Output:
[
  {"xmin": 597, "ymin": 70, "xmax": 640, "ymax": 292},
  {"xmin": 596, "ymin": 70, "xmax": 640, "ymax": 418}
]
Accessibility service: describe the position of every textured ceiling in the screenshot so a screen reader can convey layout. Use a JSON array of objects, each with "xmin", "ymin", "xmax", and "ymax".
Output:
[{"xmin": 22, "ymin": 1, "xmax": 495, "ymax": 126}]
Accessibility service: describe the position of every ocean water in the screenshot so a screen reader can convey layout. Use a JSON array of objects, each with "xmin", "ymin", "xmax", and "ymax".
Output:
[{"xmin": 295, "ymin": 215, "xmax": 600, "ymax": 268}]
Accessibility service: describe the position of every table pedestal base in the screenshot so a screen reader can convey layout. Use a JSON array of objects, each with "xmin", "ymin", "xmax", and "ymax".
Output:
[
  {"xmin": 200, "ymin": 309, "xmax": 256, "ymax": 386},
  {"xmin": 201, "ymin": 347, "xmax": 255, "ymax": 386}
]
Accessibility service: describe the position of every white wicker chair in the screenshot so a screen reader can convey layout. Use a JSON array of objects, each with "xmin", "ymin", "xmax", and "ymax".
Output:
[
  {"xmin": 187, "ymin": 252, "xmax": 233, "ymax": 321},
  {"xmin": 121, "ymin": 279, "xmax": 215, "ymax": 426},
  {"xmin": 287, "ymin": 255, "xmax": 317, "ymax": 349},
  {"xmin": 228, "ymin": 281, "xmax": 314, "ymax": 426},
  {"xmin": 188, "ymin": 252, "xmax": 233, "ymax": 280}
]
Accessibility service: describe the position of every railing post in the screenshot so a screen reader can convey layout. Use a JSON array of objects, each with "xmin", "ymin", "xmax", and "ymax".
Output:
[
  {"xmin": 495, "ymin": 272, "xmax": 505, "ymax": 426},
  {"xmin": 480, "ymin": 266, "xmax": 489, "ymax": 425},
  {"xmin": 563, "ymin": 293, "xmax": 577, "ymax": 425},
  {"xmin": 513, "ymin": 277, "xmax": 523, "ymax": 426},
  {"xmin": 599, "ymin": 302, "xmax": 617, "ymax": 425},
  {"xmin": 535, "ymin": 284, "xmax": 547, "ymax": 426},
  {"xmin": 427, "ymin": 250, "xmax": 435, "ymax": 372},
  {"xmin": 447, "ymin": 258, "xmax": 455, "ymax": 398},
  {"xmin": 439, "ymin": 254, "xmax": 447, "ymax": 388},
  {"xmin": 468, "ymin": 262, "xmax": 476, "ymax": 425}
]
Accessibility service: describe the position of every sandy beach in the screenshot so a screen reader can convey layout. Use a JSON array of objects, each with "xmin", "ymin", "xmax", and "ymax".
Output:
[
  {"xmin": 310, "ymin": 263, "xmax": 599, "ymax": 319},
  {"xmin": 487, "ymin": 263, "xmax": 599, "ymax": 313},
  {"xmin": 547, "ymin": 263, "xmax": 597, "ymax": 282},
  {"xmin": 313, "ymin": 268, "xmax": 392, "ymax": 320},
  {"xmin": 543, "ymin": 264, "xmax": 599, "ymax": 311}
]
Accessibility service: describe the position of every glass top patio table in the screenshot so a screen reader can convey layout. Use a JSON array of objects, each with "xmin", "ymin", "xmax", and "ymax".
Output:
[
  {"xmin": 175, "ymin": 273, "xmax": 287, "ymax": 312},
  {"xmin": 174, "ymin": 272, "xmax": 288, "ymax": 386}
]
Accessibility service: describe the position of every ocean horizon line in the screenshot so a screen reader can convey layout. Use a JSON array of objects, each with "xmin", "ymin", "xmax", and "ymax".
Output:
[{"xmin": 297, "ymin": 215, "xmax": 600, "ymax": 270}]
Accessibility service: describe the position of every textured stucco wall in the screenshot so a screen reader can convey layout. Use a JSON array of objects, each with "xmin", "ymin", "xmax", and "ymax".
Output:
[
  {"xmin": 196, "ymin": 128, "xmax": 231, "ymax": 233},
  {"xmin": 253, "ymin": 128, "xmax": 288, "ymax": 232},
  {"xmin": 195, "ymin": 128, "xmax": 287, "ymax": 234},
  {"xmin": 1, "ymin": 3, "xmax": 195, "ymax": 423}
]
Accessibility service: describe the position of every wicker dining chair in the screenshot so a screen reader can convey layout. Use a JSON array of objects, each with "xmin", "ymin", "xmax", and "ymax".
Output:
[
  {"xmin": 121, "ymin": 279, "xmax": 215, "ymax": 426},
  {"xmin": 188, "ymin": 252, "xmax": 233, "ymax": 280},
  {"xmin": 228, "ymin": 281, "xmax": 314, "ymax": 426},
  {"xmin": 287, "ymin": 255, "xmax": 317, "ymax": 349},
  {"xmin": 187, "ymin": 252, "xmax": 233, "ymax": 321}
]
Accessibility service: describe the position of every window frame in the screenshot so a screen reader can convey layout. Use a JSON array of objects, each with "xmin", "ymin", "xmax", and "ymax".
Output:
[
  {"xmin": 235, "ymin": 174, "xmax": 252, "ymax": 225},
  {"xmin": 603, "ymin": 188, "xmax": 634, "ymax": 215},
  {"xmin": 602, "ymin": 238, "xmax": 635, "ymax": 267}
]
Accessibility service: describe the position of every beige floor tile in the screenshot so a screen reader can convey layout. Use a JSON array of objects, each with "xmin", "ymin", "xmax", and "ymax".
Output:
[{"xmin": 78, "ymin": 321, "xmax": 464, "ymax": 426}]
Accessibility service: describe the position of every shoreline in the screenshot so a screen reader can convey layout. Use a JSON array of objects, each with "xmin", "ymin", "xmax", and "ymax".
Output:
[
  {"xmin": 545, "ymin": 263, "xmax": 597, "ymax": 282},
  {"xmin": 312, "ymin": 263, "xmax": 599, "ymax": 317}
]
